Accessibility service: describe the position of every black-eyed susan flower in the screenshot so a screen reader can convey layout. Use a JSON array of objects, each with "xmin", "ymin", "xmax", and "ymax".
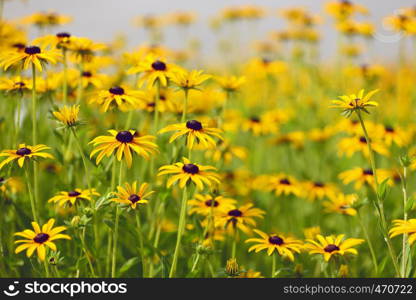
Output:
[
  {"xmin": 245, "ymin": 229, "xmax": 303, "ymax": 261},
  {"xmin": 52, "ymin": 105, "xmax": 80, "ymax": 127},
  {"xmin": 377, "ymin": 124, "xmax": 410, "ymax": 147},
  {"xmin": 304, "ymin": 226, "xmax": 321, "ymax": 240},
  {"xmin": 339, "ymin": 167, "xmax": 392, "ymax": 190},
  {"xmin": 68, "ymin": 37, "xmax": 106, "ymax": 63},
  {"xmin": 48, "ymin": 188, "xmax": 100, "ymax": 207},
  {"xmin": 21, "ymin": 11, "xmax": 72, "ymax": 28},
  {"xmin": 303, "ymin": 181, "xmax": 338, "ymax": 201},
  {"xmin": 237, "ymin": 269, "xmax": 263, "ymax": 278},
  {"xmin": 170, "ymin": 69, "xmax": 211, "ymax": 91},
  {"xmin": 225, "ymin": 258, "xmax": 240, "ymax": 277},
  {"xmin": 205, "ymin": 139, "xmax": 247, "ymax": 165},
  {"xmin": 0, "ymin": 144, "xmax": 53, "ymax": 169},
  {"xmin": 89, "ymin": 130, "xmax": 158, "ymax": 168},
  {"xmin": 158, "ymin": 120, "xmax": 223, "ymax": 149},
  {"xmin": 111, "ymin": 181, "xmax": 153, "ymax": 209},
  {"xmin": 0, "ymin": 76, "xmax": 31, "ymax": 95},
  {"xmin": 89, "ymin": 86, "xmax": 144, "ymax": 112},
  {"xmin": 325, "ymin": 1, "xmax": 368, "ymax": 21},
  {"xmin": 215, "ymin": 203, "xmax": 265, "ymax": 234},
  {"xmin": 215, "ymin": 75, "xmax": 246, "ymax": 93},
  {"xmin": 337, "ymin": 135, "xmax": 389, "ymax": 158},
  {"xmin": 14, "ymin": 218, "xmax": 71, "ymax": 261},
  {"xmin": 304, "ymin": 234, "xmax": 364, "ymax": 262},
  {"xmin": 127, "ymin": 54, "xmax": 181, "ymax": 87},
  {"xmin": 188, "ymin": 194, "xmax": 236, "ymax": 216},
  {"xmin": 269, "ymin": 174, "xmax": 302, "ymax": 197},
  {"xmin": 0, "ymin": 45, "xmax": 61, "ymax": 71},
  {"xmin": 389, "ymin": 219, "xmax": 416, "ymax": 245},
  {"xmin": 242, "ymin": 115, "xmax": 279, "ymax": 136},
  {"xmin": 330, "ymin": 89, "xmax": 379, "ymax": 117},
  {"xmin": 158, "ymin": 157, "xmax": 220, "ymax": 190},
  {"xmin": 322, "ymin": 194, "xmax": 357, "ymax": 216},
  {"xmin": 33, "ymin": 32, "xmax": 75, "ymax": 50}
]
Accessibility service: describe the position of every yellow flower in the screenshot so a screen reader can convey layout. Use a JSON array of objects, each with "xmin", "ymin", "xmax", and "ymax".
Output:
[
  {"xmin": 188, "ymin": 194, "xmax": 236, "ymax": 216},
  {"xmin": 111, "ymin": 181, "xmax": 153, "ymax": 209},
  {"xmin": 89, "ymin": 86, "xmax": 144, "ymax": 112},
  {"xmin": 127, "ymin": 54, "xmax": 181, "ymax": 87},
  {"xmin": 389, "ymin": 219, "xmax": 416, "ymax": 245},
  {"xmin": 170, "ymin": 69, "xmax": 211, "ymax": 90},
  {"xmin": 215, "ymin": 75, "xmax": 246, "ymax": 92},
  {"xmin": 225, "ymin": 258, "xmax": 240, "ymax": 277},
  {"xmin": 322, "ymin": 194, "xmax": 357, "ymax": 216},
  {"xmin": 337, "ymin": 135, "xmax": 389, "ymax": 158},
  {"xmin": 205, "ymin": 139, "xmax": 247, "ymax": 165},
  {"xmin": 0, "ymin": 44, "xmax": 61, "ymax": 72},
  {"xmin": 33, "ymin": 32, "xmax": 75, "ymax": 50},
  {"xmin": 237, "ymin": 269, "xmax": 263, "ymax": 278},
  {"xmin": 0, "ymin": 144, "xmax": 54, "ymax": 169},
  {"xmin": 325, "ymin": 1, "xmax": 368, "ymax": 21},
  {"xmin": 0, "ymin": 76, "xmax": 31, "ymax": 94},
  {"xmin": 20, "ymin": 11, "xmax": 72, "ymax": 28},
  {"xmin": 48, "ymin": 188, "xmax": 100, "ymax": 207},
  {"xmin": 269, "ymin": 174, "xmax": 303, "ymax": 197},
  {"xmin": 89, "ymin": 130, "xmax": 158, "ymax": 168},
  {"xmin": 158, "ymin": 120, "xmax": 223, "ymax": 149},
  {"xmin": 215, "ymin": 203, "xmax": 265, "ymax": 234},
  {"xmin": 304, "ymin": 234, "xmax": 364, "ymax": 262},
  {"xmin": 303, "ymin": 226, "xmax": 321, "ymax": 240},
  {"xmin": 303, "ymin": 181, "xmax": 339, "ymax": 201},
  {"xmin": 330, "ymin": 89, "xmax": 379, "ymax": 117},
  {"xmin": 245, "ymin": 229, "xmax": 303, "ymax": 261},
  {"xmin": 14, "ymin": 219, "xmax": 71, "ymax": 261},
  {"xmin": 338, "ymin": 167, "xmax": 392, "ymax": 190},
  {"xmin": 68, "ymin": 37, "xmax": 106, "ymax": 63},
  {"xmin": 52, "ymin": 105, "xmax": 80, "ymax": 127},
  {"xmin": 158, "ymin": 157, "xmax": 220, "ymax": 190}
]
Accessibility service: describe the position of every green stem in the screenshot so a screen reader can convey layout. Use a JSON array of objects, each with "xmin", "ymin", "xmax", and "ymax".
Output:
[
  {"xmin": 169, "ymin": 185, "xmax": 188, "ymax": 278},
  {"xmin": 135, "ymin": 211, "xmax": 146, "ymax": 277},
  {"xmin": 24, "ymin": 166, "xmax": 38, "ymax": 222},
  {"xmin": 80, "ymin": 227, "xmax": 97, "ymax": 277},
  {"xmin": 181, "ymin": 88, "xmax": 189, "ymax": 123},
  {"xmin": 43, "ymin": 259, "xmax": 50, "ymax": 277},
  {"xmin": 271, "ymin": 253, "xmax": 277, "ymax": 278},
  {"xmin": 76, "ymin": 62, "xmax": 84, "ymax": 105},
  {"xmin": 231, "ymin": 230, "xmax": 237, "ymax": 259},
  {"xmin": 31, "ymin": 64, "xmax": 40, "ymax": 218},
  {"xmin": 356, "ymin": 211, "xmax": 378, "ymax": 276},
  {"xmin": 62, "ymin": 48, "xmax": 68, "ymax": 104},
  {"xmin": 356, "ymin": 110, "xmax": 400, "ymax": 277},
  {"xmin": 71, "ymin": 128, "xmax": 91, "ymax": 192},
  {"xmin": 400, "ymin": 166, "xmax": 409, "ymax": 277},
  {"xmin": 153, "ymin": 80, "xmax": 160, "ymax": 133},
  {"xmin": 111, "ymin": 161, "xmax": 124, "ymax": 278}
]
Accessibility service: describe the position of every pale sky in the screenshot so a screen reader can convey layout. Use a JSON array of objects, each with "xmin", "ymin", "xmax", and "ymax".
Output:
[{"xmin": 4, "ymin": 0, "xmax": 416, "ymax": 63}]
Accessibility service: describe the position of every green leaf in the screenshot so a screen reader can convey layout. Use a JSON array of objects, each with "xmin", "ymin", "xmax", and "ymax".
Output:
[
  {"xmin": 405, "ymin": 196, "xmax": 414, "ymax": 212},
  {"xmin": 377, "ymin": 178, "xmax": 390, "ymax": 200},
  {"xmin": 117, "ymin": 257, "xmax": 139, "ymax": 277}
]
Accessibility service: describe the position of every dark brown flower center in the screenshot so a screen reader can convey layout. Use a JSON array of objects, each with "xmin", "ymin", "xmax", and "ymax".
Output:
[
  {"xmin": 182, "ymin": 163, "xmax": 199, "ymax": 174},
  {"xmin": 24, "ymin": 46, "xmax": 41, "ymax": 55},
  {"xmin": 385, "ymin": 126, "xmax": 394, "ymax": 132},
  {"xmin": 13, "ymin": 43, "xmax": 26, "ymax": 50},
  {"xmin": 128, "ymin": 194, "xmax": 141, "ymax": 204},
  {"xmin": 269, "ymin": 235, "xmax": 284, "ymax": 245},
  {"xmin": 116, "ymin": 131, "xmax": 134, "ymax": 143},
  {"xmin": 34, "ymin": 233, "xmax": 50, "ymax": 244},
  {"xmin": 359, "ymin": 136, "xmax": 367, "ymax": 143},
  {"xmin": 324, "ymin": 244, "xmax": 340, "ymax": 253},
  {"xmin": 109, "ymin": 86, "xmax": 125, "ymax": 95},
  {"xmin": 68, "ymin": 191, "xmax": 81, "ymax": 197},
  {"xmin": 250, "ymin": 117, "xmax": 260, "ymax": 123},
  {"xmin": 314, "ymin": 182, "xmax": 325, "ymax": 187},
  {"xmin": 205, "ymin": 199, "xmax": 219, "ymax": 207},
  {"xmin": 151, "ymin": 60, "xmax": 167, "ymax": 71},
  {"xmin": 82, "ymin": 71, "xmax": 92, "ymax": 77},
  {"xmin": 56, "ymin": 32, "xmax": 71, "ymax": 38},
  {"xmin": 228, "ymin": 209, "xmax": 242, "ymax": 217},
  {"xmin": 16, "ymin": 147, "xmax": 31, "ymax": 156},
  {"xmin": 280, "ymin": 178, "xmax": 291, "ymax": 185},
  {"xmin": 186, "ymin": 120, "xmax": 203, "ymax": 131},
  {"xmin": 363, "ymin": 169, "xmax": 373, "ymax": 176}
]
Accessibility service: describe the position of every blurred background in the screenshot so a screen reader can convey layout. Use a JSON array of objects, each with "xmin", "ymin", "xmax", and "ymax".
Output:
[{"xmin": 3, "ymin": 0, "xmax": 416, "ymax": 63}]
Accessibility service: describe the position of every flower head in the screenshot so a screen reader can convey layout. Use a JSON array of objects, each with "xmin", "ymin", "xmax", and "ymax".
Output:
[
  {"xmin": 0, "ymin": 144, "xmax": 54, "ymax": 169},
  {"xmin": 158, "ymin": 157, "xmax": 220, "ymax": 190},
  {"xmin": 188, "ymin": 194, "xmax": 236, "ymax": 216},
  {"xmin": 89, "ymin": 86, "xmax": 144, "ymax": 112},
  {"xmin": 14, "ymin": 219, "xmax": 71, "ymax": 261},
  {"xmin": 304, "ymin": 234, "xmax": 364, "ymax": 262},
  {"xmin": 330, "ymin": 89, "xmax": 379, "ymax": 117},
  {"xmin": 246, "ymin": 229, "xmax": 303, "ymax": 261},
  {"xmin": 215, "ymin": 203, "xmax": 265, "ymax": 234},
  {"xmin": 170, "ymin": 69, "xmax": 211, "ymax": 90},
  {"xmin": 111, "ymin": 181, "xmax": 153, "ymax": 209},
  {"xmin": 48, "ymin": 188, "xmax": 100, "ymax": 207},
  {"xmin": 89, "ymin": 130, "xmax": 158, "ymax": 168},
  {"xmin": 322, "ymin": 194, "xmax": 357, "ymax": 216},
  {"xmin": 389, "ymin": 219, "xmax": 416, "ymax": 245},
  {"xmin": 52, "ymin": 105, "xmax": 80, "ymax": 127},
  {"xmin": 158, "ymin": 120, "xmax": 223, "ymax": 149}
]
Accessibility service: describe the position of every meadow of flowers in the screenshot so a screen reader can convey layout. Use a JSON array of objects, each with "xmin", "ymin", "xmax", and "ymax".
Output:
[{"xmin": 1, "ymin": 0, "xmax": 416, "ymax": 279}]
